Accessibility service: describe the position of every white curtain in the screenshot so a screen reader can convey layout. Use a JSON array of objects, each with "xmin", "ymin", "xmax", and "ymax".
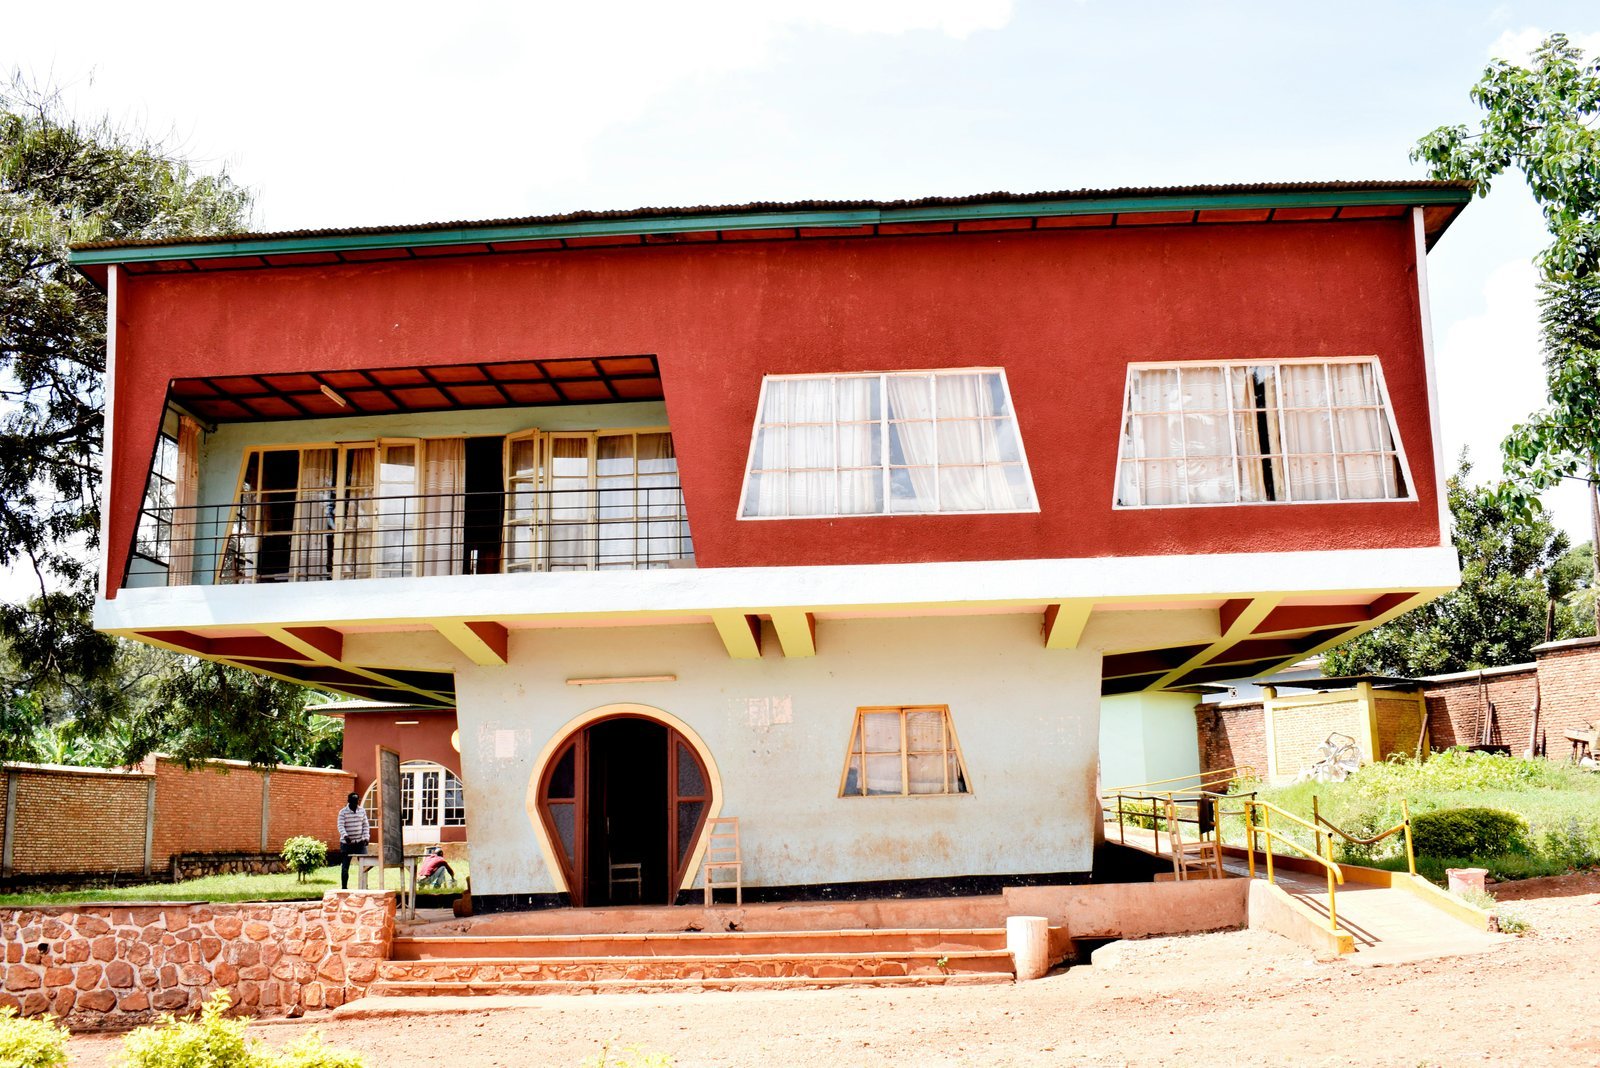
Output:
[
  {"xmin": 290, "ymin": 448, "xmax": 335, "ymax": 580},
  {"xmin": 340, "ymin": 447, "xmax": 376, "ymax": 579},
  {"xmin": 1121, "ymin": 368, "xmax": 1182, "ymax": 506},
  {"xmin": 835, "ymin": 377, "xmax": 881, "ymax": 514},
  {"xmin": 1280, "ymin": 365, "xmax": 1339, "ymax": 500},
  {"xmin": 637, "ymin": 433, "xmax": 687, "ymax": 563},
  {"xmin": 420, "ymin": 438, "xmax": 466, "ymax": 576},
  {"xmin": 1177, "ymin": 367, "xmax": 1235, "ymax": 504},
  {"xmin": 887, "ymin": 374, "xmax": 937, "ymax": 512},
  {"xmin": 933, "ymin": 373, "xmax": 1020, "ymax": 511},
  {"xmin": 167, "ymin": 417, "xmax": 201, "ymax": 586},
  {"xmin": 1328, "ymin": 363, "xmax": 1401, "ymax": 499},
  {"xmin": 749, "ymin": 378, "xmax": 836, "ymax": 517}
]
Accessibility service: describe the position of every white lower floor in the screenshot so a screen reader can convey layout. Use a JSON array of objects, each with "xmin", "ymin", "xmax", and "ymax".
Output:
[{"xmin": 450, "ymin": 615, "xmax": 1105, "ymax": 903}]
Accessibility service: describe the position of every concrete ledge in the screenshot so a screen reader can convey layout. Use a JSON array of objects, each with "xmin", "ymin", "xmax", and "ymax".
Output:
[
  {"xmin": 1247, "ymin": 879, "xmax": 1354, "ymax": 955},
  {"xmin": 1004, "ymin": 878, "xmax": 1248, "ymax": 940}
]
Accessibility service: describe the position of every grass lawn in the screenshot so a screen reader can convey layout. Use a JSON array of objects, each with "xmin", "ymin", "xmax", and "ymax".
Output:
[
  {"xmin": 1216, "ymin": 750, "xmax": 1600, "ymax": 883},
  {"xmin": 0, "ymin": 861, "xmax": 469, "ymax": 908}
]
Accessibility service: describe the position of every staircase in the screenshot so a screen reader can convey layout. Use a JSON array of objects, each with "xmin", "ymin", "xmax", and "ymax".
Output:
[{"xmin": 371, "ymin": 926, "xmax": 1021, "ymax": 995}]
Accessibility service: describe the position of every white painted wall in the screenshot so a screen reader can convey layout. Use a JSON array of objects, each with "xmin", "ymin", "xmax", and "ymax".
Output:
[
  {"xmin": 1098, "ymin": 691, "xmax": 1202, "ymax": 793},
  {"xmin": 450, "ymin": 614, "xmax": 1103, "ymax": 898}
]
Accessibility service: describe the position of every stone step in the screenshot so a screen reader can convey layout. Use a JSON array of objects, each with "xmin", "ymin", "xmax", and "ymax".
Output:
[
  {"xmin": 368, "ymin": 972, "xmax": 1014, "ymax": 997},
  {"xmin": 390, "ymin": 926, "xmax": 1008, "ymax": 961},
  {"xmin": 377, "ymin": 948, "xmax": 1014, "ymax": 986}
]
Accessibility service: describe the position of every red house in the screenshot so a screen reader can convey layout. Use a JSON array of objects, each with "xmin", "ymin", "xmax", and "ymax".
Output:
[{"xmin": 78, "ymin": 182, "xmax": 1465, "ymax": 912}]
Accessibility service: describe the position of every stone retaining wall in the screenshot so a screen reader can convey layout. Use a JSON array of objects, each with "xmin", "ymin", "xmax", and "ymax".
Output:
[
  {"xmin": 169, "ymin": 853, "xmax": 290, "ymax": 881},
  {"xmin": 0, "ymin": 890, "xmax": 394, "ymax": 1029}
]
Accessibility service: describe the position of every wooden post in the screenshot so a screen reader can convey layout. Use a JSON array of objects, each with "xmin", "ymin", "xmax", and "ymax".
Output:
[{"xmin": 1006, "ymin": 916, "xmax": 1050, "ymax": 981}]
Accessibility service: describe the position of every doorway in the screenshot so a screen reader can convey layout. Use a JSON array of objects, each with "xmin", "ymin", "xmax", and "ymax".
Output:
[{"xmin": 537, "ymin": 715, "xmax": 712, "ymax": 907}]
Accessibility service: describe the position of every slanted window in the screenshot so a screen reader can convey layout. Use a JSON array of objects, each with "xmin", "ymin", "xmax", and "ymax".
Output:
[
  {"xmin": 134, "ymin": 433, "xmax": 178, "ymax": 565},
  {"xmin": 839, "ymin": 706, "xmax": 971, "ymax": 797},
  {"xmin": 741, "ymin": 370, "xmax": 1036, "ymax": 518},
  {"xmin": 1115, "ymin": 359, "xmax": 1412, "ymax": 507}
]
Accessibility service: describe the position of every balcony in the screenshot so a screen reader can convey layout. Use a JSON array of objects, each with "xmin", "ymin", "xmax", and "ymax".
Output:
[{"xmin": 127, "ymin": 483, "xmax": 693, "ymax": 588}]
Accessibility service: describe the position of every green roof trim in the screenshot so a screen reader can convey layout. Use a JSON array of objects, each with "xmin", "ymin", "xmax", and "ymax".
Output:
[{"xmin": 69, "ymin": 186, "xmax": 1471, "ymax": 268}]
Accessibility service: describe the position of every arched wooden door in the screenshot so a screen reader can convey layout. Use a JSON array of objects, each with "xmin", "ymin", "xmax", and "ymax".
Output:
[{"xmin": 537, "ymin": 716, "xmax": 711, "ymax": 907}]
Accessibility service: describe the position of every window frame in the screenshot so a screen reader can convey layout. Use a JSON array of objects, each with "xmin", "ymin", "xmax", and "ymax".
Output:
[
  {"xmin": 1111, "ymin": 356, "xmax": 1418, "ymax": 510},
  {"xmin": 837, "ymin": 705, "xmax": 973, "ymax": 799},
  {"xmin": 133, "ymin": 432, "xmax": 179, "ymax": 566},
  {"xmin": 736, "ymin": 368, "xmax": 1040, "ymax": 521}
]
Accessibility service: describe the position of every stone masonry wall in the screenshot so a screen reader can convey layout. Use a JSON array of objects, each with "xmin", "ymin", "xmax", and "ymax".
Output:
[{"xmin": 0, "ymin": 890, "xmax": 394, "ymax": 1029}]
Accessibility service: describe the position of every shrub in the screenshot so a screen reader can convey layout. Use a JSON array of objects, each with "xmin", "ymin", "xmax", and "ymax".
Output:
[
  {"xmin": 582, "ymin": 1042, "xmax": 675, "ymax": 1068},
  {"xmin": 0, "ymin": 1007, "xmax": 68, "ymax": 1068},
  {"xmin": 119, "ymin": 991, "xmax": 365, "ymax": 1068},
  {"xmin": 281, "ymin": 836, "xmax": 329, "ymax": 883},
  {"xmin": 1410, "ymin": 807, "xmax": 1528, "ymax": 859}
]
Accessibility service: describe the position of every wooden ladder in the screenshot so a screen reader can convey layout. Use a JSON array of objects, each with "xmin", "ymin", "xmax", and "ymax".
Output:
[{"xmin": 702, "ymin": 816, "xmax": 743, "ymax": 906}]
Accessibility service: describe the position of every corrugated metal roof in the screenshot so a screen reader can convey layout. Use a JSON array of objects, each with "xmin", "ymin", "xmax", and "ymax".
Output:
[{"xmin": 71, "ymin": 180, "xmax": 1472, "ymax": 252}]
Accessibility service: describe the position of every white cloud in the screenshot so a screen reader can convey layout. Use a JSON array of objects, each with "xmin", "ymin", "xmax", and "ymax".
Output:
[{"xmin": 1488, "ymin": 27, "xmax": 1600, "ymax": 63}]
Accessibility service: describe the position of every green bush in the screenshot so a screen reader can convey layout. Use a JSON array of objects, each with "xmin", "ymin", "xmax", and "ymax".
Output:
[
  {"xmin": 281, "ymin": 836, "xmax": 329, "ymax": 883},
  {"xmin": 1410, "ymin": 807, "xmax": 1528, "ymax": 859},
  {"xmin": 0, "ymin": 1007, "xmax": 68, "ymax": 1068},
  {"xmin": 119, "ymin": 991, "xmax": 365, "ymax": 1068}
]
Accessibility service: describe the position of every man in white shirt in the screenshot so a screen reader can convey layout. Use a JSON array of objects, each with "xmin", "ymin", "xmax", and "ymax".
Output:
[{"xmin": 337, "ymin": 792, "xmax": 371, "ymax": 889}]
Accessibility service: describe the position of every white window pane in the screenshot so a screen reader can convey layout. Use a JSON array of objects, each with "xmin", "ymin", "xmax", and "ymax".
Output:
[
  {"xmin": 789, "ymin": 425, "xmax": 834, "ymax": 469},
  {"xmin": 759, "ymin": 379, "xmax": 787, "ymax": 424},
  {"xmin": 1283, "ymin": 409, "xmax": 1333, "ymax": 455},
  {"xmin": 1181, "ymin": 411, "xmax": 1230, "ymax": 457},
  {"xmin": 937, "ymin": 420, "xmax": 990, "ymax": 465},
  {"xmin": 885, "ymin": 374, "xmax": 932, "ymax": 420},
  {"xmin": 938, "ymin": 467, "xmax": 1009, "ymax": 512},
  {"xmin": 1339, "ymin": 455, "xmax": 1391, "ymax": 500},
  {"xmin": 788, "ymin": 470, "xmax": 835, "ymax": 515},
  {"xmin": 1287, "ymin": 456, "xmax": 1339, "ymax": 500},
  {"xmin": 1001, "ymin": 465, "xmax": 1032, "ymax": 509},
  {"xmin": 743, "ymin": 471, "xmax": 785, "ymax": 517},
  {"xmin": 1332, "ymin": 407, "xmax": 1386, "ymax": 453},
  {"xmin": 1185, "ymin": 459, "xmax": 1236, "ymax": 504},
  {"xmin": 889, "ymin": 468, "xmax": 937, "ymax": 512},
  {"xmin": 1280, "ymin": 364, "xmax": 1328, "ymax": 407},
  {"xmin": 837, "ymin": 470, "xmax": 884, "ymax": 514},
  {"xmin": 753, "ymin": 427, "xmax": 785, "ymax": 471},
  {"xmin": 1128, "ymin": 368, "xmax": 1181, "ymax": 412},
  {"xmin": 889, "ymin": 421, "xmax": 936, "ymax": 466},
  {"xmin": 1329, "ymin": 362, "xmax": 1379, "ymax": 406},
  {"xmin": 934, "ymin": 373, "xmax": 994, "ymax": 419},
  {"xmin": 837, "ymin": 422, "xmax": 881, "ymax": 468},
  {"xmin": 1131, "ymin": 414, "xmax": 1183, "ymax": 459},
  {"xmin": 835, "ymin": 376, "xmax": 880, "ymax": 420},
  {"xmin": 1179, "ymin": 366, "xmax": 1228, "ymax": 410},
  {"xmin": 786, "ymin": 377, "xmax": 834, "ymax": 424}
]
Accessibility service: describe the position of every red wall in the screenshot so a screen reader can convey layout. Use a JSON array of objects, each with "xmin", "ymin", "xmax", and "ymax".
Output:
[
  {"xmin": 339, "ymin": 710, "xmax": 465, "ymax": 842},
  {"xmin": 106, "ymin": 218, "xmax": 1441, "ymax": 593}
]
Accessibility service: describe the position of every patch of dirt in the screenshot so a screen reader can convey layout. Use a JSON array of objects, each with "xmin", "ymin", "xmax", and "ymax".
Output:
[{"xmin": 66, "ymin": 873, "xmax": 1600, "ymax": 1067}]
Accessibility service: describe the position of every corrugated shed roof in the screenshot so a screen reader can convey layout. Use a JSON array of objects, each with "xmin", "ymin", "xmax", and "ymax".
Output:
[{"xmin": 71, "ymin": 180, "xmax": 1472, "ymax": 252}]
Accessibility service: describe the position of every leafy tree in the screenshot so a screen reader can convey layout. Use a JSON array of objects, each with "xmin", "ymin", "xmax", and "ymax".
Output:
[
  {"xmin": 0, "ymin": 83, "xmax": 341, "ymax": 769},
  {"xmin": 1323, "ymin": 458, "xmax": 1592, "ymax": 677},
  {"xmin": 1413, "ymin": 33, "xmax": 1600, "ymax": 626}
]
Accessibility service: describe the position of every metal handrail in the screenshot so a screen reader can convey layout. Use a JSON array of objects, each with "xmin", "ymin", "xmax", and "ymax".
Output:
[
  {"xmin": 1102, "ymin": 765, "xmax": 1257, "ymax": 796},
  {"xmin": 1313, "ymin": 795, "xmax": 1417, "ymax": 876},
  {"xmin": 1241, "ymin": 798, "xmax": 1346, "ymax": 934}
]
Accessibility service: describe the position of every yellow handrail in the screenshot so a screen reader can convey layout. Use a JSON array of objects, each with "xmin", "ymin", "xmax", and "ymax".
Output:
[
  {"xmin": 1241, "ymin": 798, "xmax": 1346, "ymax": 935},
  {"xmin": 1102, "ymin": 765, "xmax": 1256, "ymax": 796}
]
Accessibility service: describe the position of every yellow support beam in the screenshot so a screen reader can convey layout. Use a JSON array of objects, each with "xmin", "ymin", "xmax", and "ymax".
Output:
[
  {"xmin": 434, "ymin": 620, "xmax": 510, "ymax": 666},
  {"xmin": 711, "ymin": 611, "xmax": 763, "ymax": 659},
  {"xmin": 1042, "ymin": 602, "xmax": 1094, "ymax": 649},
  {"xmin": 770, "ymin": 610, "xmax": 816, "ymax": 657}
]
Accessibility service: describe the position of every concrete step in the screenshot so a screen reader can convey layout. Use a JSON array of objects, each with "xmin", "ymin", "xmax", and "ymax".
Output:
[
  {"xmin": 367, "ymin": 972, "xmax": 1014, "ymax": 997},
  {"xmin": 377, "ymin": 947, "xmax": 1014, "ymax": 987},
  {"xmin": 390, "ymin": 926, "xmax": 1008, "ymax": 960}
]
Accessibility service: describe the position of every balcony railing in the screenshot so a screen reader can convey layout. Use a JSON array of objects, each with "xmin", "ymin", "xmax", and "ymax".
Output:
[{"xmin": 127, "ymin": 484, "xmax": 693, "ymax": 587}]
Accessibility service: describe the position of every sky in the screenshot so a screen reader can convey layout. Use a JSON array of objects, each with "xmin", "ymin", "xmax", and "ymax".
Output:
[{"xmin": 3, "ymin": 0, "xmax": 1598, "ymax": 601}]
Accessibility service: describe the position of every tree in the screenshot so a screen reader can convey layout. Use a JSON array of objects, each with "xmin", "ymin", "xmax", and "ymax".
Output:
[
  {"xmin": 1322, "ymin": 457, "xmax": 1592, "ymax": 677},
  {"xmin": 1413, "ymin": 33, "xmax": 1600, "ymax": 627},
  {"xmin": 0, "ymin": 83, "xmax": 340, "ymax": 769}
]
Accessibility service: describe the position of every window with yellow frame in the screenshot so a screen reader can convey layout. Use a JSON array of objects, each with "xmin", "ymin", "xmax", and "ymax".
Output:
[{"xmin": 839, "ymin": 706, "xmax": 970, "ymax": 797}]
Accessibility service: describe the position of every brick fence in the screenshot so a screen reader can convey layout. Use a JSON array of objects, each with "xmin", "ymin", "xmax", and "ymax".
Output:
[
  {"xmin": 0, "ymin": 890, "xmax": 394, "ymax": 1028},
  {"xmin": 1196, "ymin": 635, "xmax": 1600, "ymax": 774},
  {"xmin": 1, "ymin": 758, "xmax": 354, "ymax": 882}
]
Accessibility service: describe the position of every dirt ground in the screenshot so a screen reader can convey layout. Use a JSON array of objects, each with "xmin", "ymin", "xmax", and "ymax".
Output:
[{"xmin": 67, "ymin": 872, "xmax": 1600, "ymax": 1067}]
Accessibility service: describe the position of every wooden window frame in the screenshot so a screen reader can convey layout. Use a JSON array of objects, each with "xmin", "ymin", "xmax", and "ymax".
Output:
[{"xmin": 837, "ymin": 705, "xmax": 972, "ymax": 798}]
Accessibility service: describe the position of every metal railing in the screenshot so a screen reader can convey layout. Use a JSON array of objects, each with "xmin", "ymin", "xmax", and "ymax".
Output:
[
  {"xmin": 1101, "ymin": 766, "xmax": 1257, "ymax": 858},
  {"xmin": 127, "ymin": 484, "xmax": 693, "ymax": 587},
  {"xmin": 1239, "ymin": 797, "xmax": 1346, "ymax": 933},
  {"xmin": 1313, "ymin": 795, "xmax": 1417, "ymax": 877}
]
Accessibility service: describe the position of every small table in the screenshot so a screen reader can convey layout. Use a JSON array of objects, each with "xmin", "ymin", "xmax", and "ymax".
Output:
[
  {"xmin": 1567, "ymin": 729, "xmax": 1597, "ymax": 764},
  {"xmin": 354, "ymin": 855, "xmax": 420, "ymax": 918}
]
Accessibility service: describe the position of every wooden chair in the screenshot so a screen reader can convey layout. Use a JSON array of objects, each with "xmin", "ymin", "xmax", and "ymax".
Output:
[
  {"xmin": 702, "ymin": 817, "xmax": 743, "ymax": 906},
  {"xmin": 608, "ymin": 861, "xmax": 643, "ymax": 903},
  {"xmin": 1166, "ymin": 799, "xmax": 1223, "ymax": 881}
]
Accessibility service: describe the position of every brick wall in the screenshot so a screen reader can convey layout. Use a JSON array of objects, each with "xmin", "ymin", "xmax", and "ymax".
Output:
[
  {"xmin": 1, "ymin": 759, "xmax": 353, "ymax": 882},
  {"xmin": 1374, "ymin": 696, "xmax": 1426, "ymax": 759},
  {"xmin": 0, "ymin": 890, "xmax": 394, "ymax": 1026},
  {"xmin": 1194, "ymin": 639, "xmax": 1600, "ymax": 772},
  {"xmin": 1271, "ymin": 694, "xmax": 1368, "ymax": 773},
  {"xmin": 1195, "ymin": 701, "xmax": 1268, "ymax": 776},
  {"xmin": 4, "ymin": 767, "xmax": 149, "ymax": 876}
]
